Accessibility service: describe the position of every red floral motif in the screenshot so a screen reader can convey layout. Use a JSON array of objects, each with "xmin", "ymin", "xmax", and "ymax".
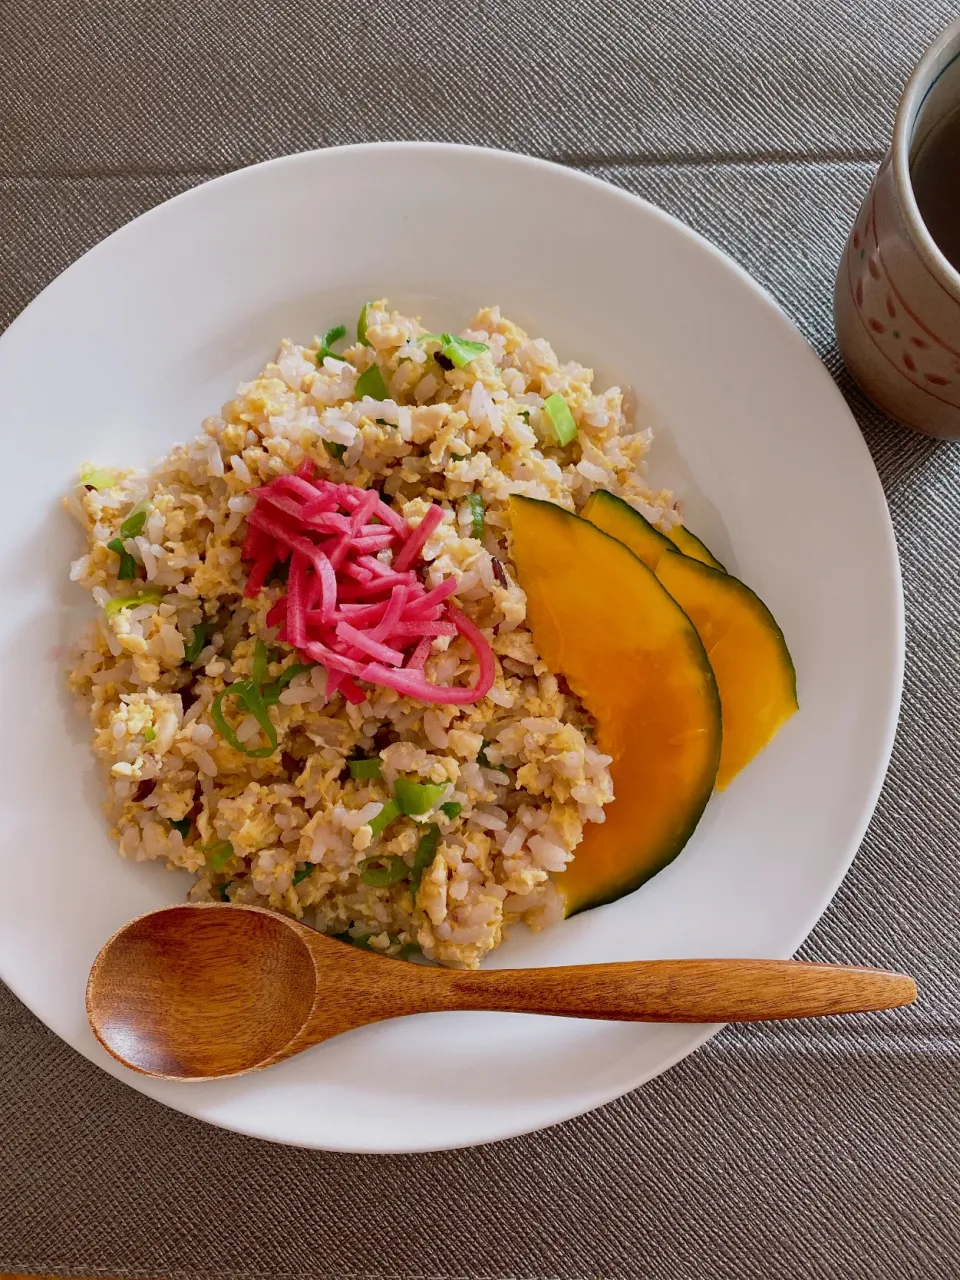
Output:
[{"xmin": 847, "ymin": 180, "xmax": 960, "ymax": 404}]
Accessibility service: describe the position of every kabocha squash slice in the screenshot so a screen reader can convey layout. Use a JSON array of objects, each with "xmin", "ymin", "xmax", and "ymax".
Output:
[
  {"xmin": 582, "ymin": 490, "xmax": 798, "ymax": 790},
  {"xmin": 508, "ymin": 496, "xmax": 722, "ymax": 915},
  {"xmin": 657, "ymin": 554, "xmax": 798, "ymax": 787}
]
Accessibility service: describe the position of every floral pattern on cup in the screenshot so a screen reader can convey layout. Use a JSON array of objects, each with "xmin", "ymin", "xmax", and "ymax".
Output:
[{"xmin": 846, "ymin": 174, "xmax": 960, "ymax": 409}]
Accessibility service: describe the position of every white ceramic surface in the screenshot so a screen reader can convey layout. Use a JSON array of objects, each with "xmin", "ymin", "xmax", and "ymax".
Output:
[{"xmin": 0, "ymin": 143, "xmax": 903, "ymax": 1153}]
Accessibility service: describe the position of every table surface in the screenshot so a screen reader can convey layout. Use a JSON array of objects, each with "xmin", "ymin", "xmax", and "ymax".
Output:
[{"xmin": 4, "ymin": 2, "xmax": 960, "ymax": 1277}]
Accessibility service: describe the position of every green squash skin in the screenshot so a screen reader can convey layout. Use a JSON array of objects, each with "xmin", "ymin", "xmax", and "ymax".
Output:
[
  {"xmin": 583, "ymin": 489, "xmax": 726, "ymax": 572},
  {"xmin": 564, "ymin": 773, "xmax": 717, "ymax": 915},
  {"xmin": 582, "ymin": 490, "xmax": 674, "ymax": 569},
  {"xmin": 667, "ymin": 523, "xmax": 726, "ymax": 572},
  {"xmin": 564, "ymin": 598, "xmax": 721, "ymax": 914},
  {"xmin": 509, "ymin": 496, "xmax": 722, "ymax": 916}
]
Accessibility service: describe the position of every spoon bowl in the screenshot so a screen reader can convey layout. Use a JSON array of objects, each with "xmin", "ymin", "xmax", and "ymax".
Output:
[
  {"xmin": 88, "ymin": 906, "xmax": 319, "ymax": 1078},
  {"xmin": 87, "ymin": 903, "xmax": 918, "ymax": 1081}
]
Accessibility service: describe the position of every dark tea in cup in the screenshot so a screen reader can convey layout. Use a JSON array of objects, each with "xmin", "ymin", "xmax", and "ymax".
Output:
[{"xmin": 911, "ymin": 103, "xmax": 960, "ymax": 272}]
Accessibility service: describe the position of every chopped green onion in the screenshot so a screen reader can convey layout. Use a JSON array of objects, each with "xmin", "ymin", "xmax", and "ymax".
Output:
[
  {"xmin": 261, "ymin": 662, "xmax": 315, "ymax": 706},
  {"xmin": 317, "ymin": 324, "xmax": 348, "ymax": 364},
  {"xmin": 120, "ymin": 501, "xmax": 150, "ymax": 539},
  {"xmin": 279, "ymin": 662, "xmax": 313, "ymax": 687},
  {"xmin": 439, "ymin": 801, "xmax": 462, "ymax": 820},
  {"xmin": 542, "ymin": 392, "xmax": 578, "ymax": 446},
  {"xmin": 79, "ymin": 464, "xmax": 120, "ymax": 490},
  {"xmin": 143, "ymin": 727, "xmax": 156, "ymax": 743},
  {"xmin": 367, "ymin": 798, "xmax": 401, "ymax": 837},
  {"xmin": 518, "ymin": 409, "xmax": 531, "ymax": 424},
  {"xmin": 398, "ymin": 942, "xmax": 426, "ymax": 962},
  {"xmin": 183, "ymin": 622, "xmax": 208, "ymax": 664},
  {"xmin": 466, "ymin": 493, "xmax": 484, "ymax": 540},
  {"xmin": 203, "ymin": 839, "xmax": 234, "ymax": 872},
  {"xmin": 355, "ymin": 363, "xmax": 389, "ymax": 401},
  {"xmin": 358, "ymin": 853, "xmax": 409, "ymax": 888},
  {"xmin": 348, "ymin": 756, "xmax": 382, "ymax": 780},
  {"xmin": 419, "ymin": 333, "xmax": 489, "ymax": 368},
  {"xmin": 292, "ymin": 864, "xmax": 313, "ymax": 886},
  {"xmin": 252, "ymin": 637, "xmax": 269, "ymax": 685},
  {"xmin": 440, "ymin": 333, "xmax": 488, "ymax": 368},
  {"xmin": 104, "ymin": 587, "xmax": 162, "ymax": 618},
  {"xmin": 409, "ymin": 824, "xmax": 440, "ymax": 902},
  {"xmin": 329, "ymin": 931, "xmax": 375, "ymax": 951},
  {"xmin": 325, "ymin": 442, "xmax": 346, "ymax": 461},
  {"xmin": 357, "ymin": 302, "xmax": 372, "ymax": 346},
  {"xmin": 211, "ymin": 679, "xmax": 278, "ymax": 758},
  {"xmin": 169, "ymin": 817, "xmax": 191, "ymax": 838},
  {"xmin": 394, "ymin": 776, "xmax": 447, "ymax": 816},
  {"xmin": 107, "ymin": 537, "xmax": 138, "ymax": 581},
  {"xmin": 477, "ymin": 740, "xmax": 493, "ymax": 768},
  {"xmin": 215, "ymin": 881, "xmax": 232, "ymax": 901}
]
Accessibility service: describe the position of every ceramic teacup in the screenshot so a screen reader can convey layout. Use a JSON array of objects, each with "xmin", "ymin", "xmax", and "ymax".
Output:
[{"xmin": 835, "ymin": 17, "xmax": 960, "ymax": 439}]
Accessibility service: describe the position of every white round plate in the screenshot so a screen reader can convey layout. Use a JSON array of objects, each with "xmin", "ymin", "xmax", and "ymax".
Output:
[{"xmin": 0, "ymin": 143, "xmax": 902, "ymax": 1153}]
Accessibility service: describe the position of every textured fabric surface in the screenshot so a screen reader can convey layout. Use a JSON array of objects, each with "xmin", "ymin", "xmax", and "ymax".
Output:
[{"xmin": 3, "ymin": 1, "xmax": 960, "ymax": 1277}]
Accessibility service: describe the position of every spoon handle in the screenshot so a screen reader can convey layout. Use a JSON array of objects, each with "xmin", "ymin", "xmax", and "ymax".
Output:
[{"xmin": 421, "ymin": 958, "xmax": 917, "ymax": 1022}]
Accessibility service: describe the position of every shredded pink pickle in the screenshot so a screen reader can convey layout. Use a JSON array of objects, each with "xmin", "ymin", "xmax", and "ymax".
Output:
[{"xmin": 241, "ymin": 475, "xmax": 495, "ymax": 705}]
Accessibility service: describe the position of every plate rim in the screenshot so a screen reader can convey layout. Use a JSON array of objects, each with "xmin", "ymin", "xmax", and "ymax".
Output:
[{"xmin": 0, "ymin": 141, "xmax": 905, "ymax": 1153}]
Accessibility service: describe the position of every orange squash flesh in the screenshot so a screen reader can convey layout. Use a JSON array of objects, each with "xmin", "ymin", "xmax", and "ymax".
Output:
[
  {"xmin": 583, "ymin": 490, "xmax": 798, "ymax": 790},
  {"xmin": 508, "ymin": 496, "xmax": 721, "ymax": 915}
]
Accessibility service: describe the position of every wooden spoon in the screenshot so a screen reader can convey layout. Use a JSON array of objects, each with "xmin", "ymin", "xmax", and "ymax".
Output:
[{"xmin": 86, "ymin": 903, "xmax": 917, "ymax": 1081}]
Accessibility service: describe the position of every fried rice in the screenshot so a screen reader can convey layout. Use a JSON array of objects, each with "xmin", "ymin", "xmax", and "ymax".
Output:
[{"xmin": 65, "ymin": 301, "xmax": 678, "ymax": 969}]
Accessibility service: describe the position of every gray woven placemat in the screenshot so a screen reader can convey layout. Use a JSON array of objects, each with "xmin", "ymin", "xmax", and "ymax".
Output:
[{"xmin": 3, "ymin": 2, "xmax": 960, "ymax": 1277}]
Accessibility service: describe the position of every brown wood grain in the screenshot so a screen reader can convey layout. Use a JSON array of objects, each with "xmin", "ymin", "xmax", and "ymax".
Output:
[{"xmin": 87, "ymin": 903, "xmax": 918, "ymax": 1082}]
